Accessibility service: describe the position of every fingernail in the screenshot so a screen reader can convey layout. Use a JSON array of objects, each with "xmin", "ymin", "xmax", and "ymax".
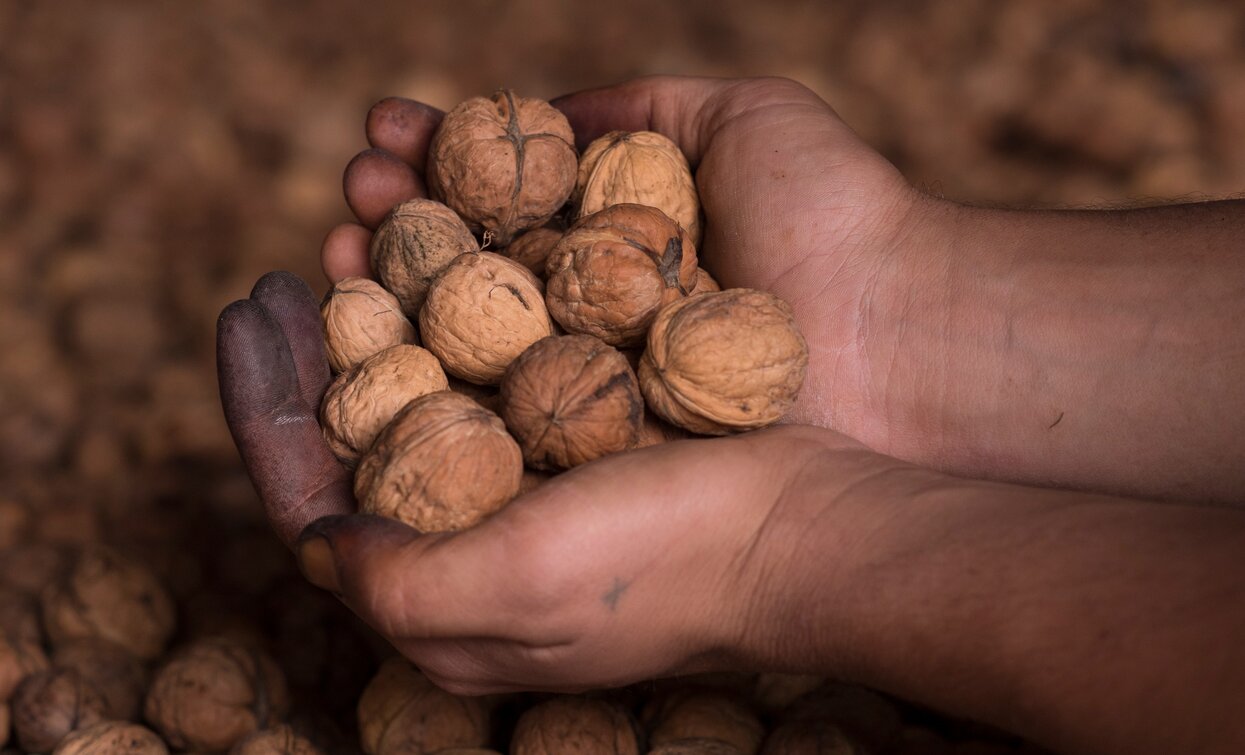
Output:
[{"xmin": 297, "ymin": 535, "xmax": 342, "ymax": 594}]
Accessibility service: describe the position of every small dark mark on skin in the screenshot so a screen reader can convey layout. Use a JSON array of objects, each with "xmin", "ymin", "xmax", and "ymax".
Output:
[
  {"xmin": 602, "ymin": 577, "xmax": 629, "ymax": 611},
  {"xmin": 1049, "ymin": 411, "xmax": 1065, "ymax": 429}
]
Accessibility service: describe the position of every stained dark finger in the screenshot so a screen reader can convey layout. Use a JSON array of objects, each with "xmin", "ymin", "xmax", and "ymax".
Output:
[
  {"xmin": 344, "ymin": 148, "xmax": 425, "ymax": 229},
  {"xmin": 365, "ymin": 97, "xmax": 445, "ymax": 174}
]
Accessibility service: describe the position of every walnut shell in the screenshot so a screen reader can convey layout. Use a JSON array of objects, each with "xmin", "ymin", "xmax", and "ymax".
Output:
[
  {"xmin": 144, "ymin": 639, "xmax": 290, "ymax": 752},
  {"xmin": 321, "ymin": 277, "xmax": 417, "ymax": 373},
  {"xmin": 545, "ymin": 204, "xmax": 697, "ymax": 347},
  {"xmin": 502, "ymin": 227, "xmax": 562, "ymax": 279},
  {"xmin": 52, "ymin": 639, "xmax": 146, "ymax": 721},
  {"xmin": 639, "ymin": 290, "xmax": 807, "ymax": 435},
  {"xmin": 0, "ymin": 632, "xmax": 49, "ymax": 700},
  {"xmin": 447, "ymin": 376, "xmax": 502, "ymax": 414},
  {"xmin": 320, "ymin": 344, "xmax": 449, "ymax": 466},
  {"xmin": 518, "ymin": 469, "xmax": 554, "ymax": 495},
  {"xmin": 691, "ymin": 267, "xmax": 721, "ymax": 294},
  {"xmin": 575, "ymin": 131, "xmax": 701, "ymax": 247},
  {"xmin": 427, "ymin": 91, "xmax": 576, "ymax": 246},
  {"xmin": 357, "ymin": 657, "xmax": 489, "ymax": 755},
  {"xmin": 52, "ymin": 721, "xmax": 168, "ymax": 754},
  {"xmin": 759, "ymin": 721, "xmax": 861, "ymax": 755},
  {"xmin": 649, "ymin": 740, "xmax": 744, "ymax": 755},
  {"xmin": 781, "ymin": 684, "xmax": 900, "ymax": 754},
  {"xmin": 635, "ymin": 409, "xmax": 692, "ymax": 448},
  {"xmin": 370, "ymin": 198, "xmax": 479, "ymax": 317},
  {"xmin": 500, "ymin": 335, "xmax": 642, "ymax": 470},
  {"xmin": 0, "ymin": 586, "xmax": 43, "ymax": 645},
  {"xmin": 647, "ymin": 692, "xmax": 764, "ymax": 755},
  {"xmin": 509, "ymin": 697, "xmax": 639, "ymax": 755},
  {"xmin": 752, "ymin": 674, "xmax": 824, "ymax": 713},
  {"xmin": 354, "ymin": 391, "xmax": 522, "ymax": 533},
  {"xmin": 230, "ymin": 725, "xmax": 323, "ymax": 755},
  {"xmin": 40, "ymin": 546, "xmax": 176, "ymax": 660},
  {"xmin": 420, "ymin": 252, "xmax": 553, "ymax": 385},
  {"xmin": 11, "ymin": 668, "xmax": 108, "ymax": 753}
]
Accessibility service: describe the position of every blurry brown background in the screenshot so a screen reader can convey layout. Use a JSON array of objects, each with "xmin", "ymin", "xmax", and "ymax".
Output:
[{"xmin": 1, "ymin": 0, "xmax": 1243, "ymax": 619}]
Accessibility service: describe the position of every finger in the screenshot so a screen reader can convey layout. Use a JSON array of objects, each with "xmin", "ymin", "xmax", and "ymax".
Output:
[
  {"xmin": 249, "ymin": 271, "xmax": 331, "ymax": 409},
  {"xmin": 365, "ymin": 97, "xmax": 444, "ymax": 174},
  {"xmin": 344, "ymin": 148, "xmax": 425, "ymax": 229},
  {"xmin": 321, "ymin": 223, "xmax": 373, "ymax": 285},
  {"xmin": 217, "ymin": 300, "xmax": 353, "ymax": 546}
]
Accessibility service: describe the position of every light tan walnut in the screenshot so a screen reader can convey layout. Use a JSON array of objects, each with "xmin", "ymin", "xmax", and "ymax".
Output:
[
  {"xmin": 53, "ymin": 639, "xmax": 146, "ymax": 721},
  {"xmin": 10, "ymin": 668, "xmax": 108, "ymax": 753},
  {"xmin": 646, "ymin": 691, "xmax": 764, "ymax": 755},
  {"xmin": 370, "ymin": 198, "xmax": 478, "ymax": 317},
  {"xmin": 639, "ymin": 290, "xmax": 807, "ymax": 435},
  {"xmin": 354, "ymin": 391, "xmax": 522, "ymax": 533},
  {"xmin": 545, "ymin": 204, "xmax": 697, "ymax": 347},
  {"xmin": 420, "ymin": 252, "xmax": 553, "ymax": 385},
  {"xmin": 691, "ymin": 267, "xmax": 721, "ymax": 294},
  {"xmin": 230, "ymin": 724, "xmax": 324, "ymax": 755},
  {"xmin": 321, "ymin": 277, "xmax": 416, "ymax": 373},
  {"xmin": 509, "ymin": 697, "xmax": 639, "ymax": 755},
  {"xmin": 500, "ymin": 335, "xmax": 642, "ymax": 470},
  {"xmin": 427, "ymin": 90, "xmax": 577, "ymax": 246},
  {"xmin": 320, "ymin": 344, "xmax": 448, "ymax": 466},
  {"xmin": 502, "ymin": 227, "xmax": 562, "ymax": 279},
  {"xmin": 357, "ymin": 657, "xmax": 489, "ymax": 755},
  {"xmin": 575, "ymin": 130, "xmax": 701, "ymax": 247},
  {"xmin": 52, "ymin": 721, "xmax": 168, "ymax": 754}
]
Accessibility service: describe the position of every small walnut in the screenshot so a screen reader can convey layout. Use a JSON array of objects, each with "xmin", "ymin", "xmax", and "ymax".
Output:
[
  {"xmin": 40, "ymin": 546, "xmax": 176, "ymax": 660},
  {"xmin": 500, "ymin": 335, "xmax": 642, "ymax": 469},
  {"xmin": 420, "ymin": 252, "xmax": 553, "ymax": 385},
  {"xmin": 639, "ymin": 290, "xmax": 807, "ymax": 435},
  {"xmin": 52, "ymin": 721, "xmax": 168, "ymax": 755},
  {"xmin": 759, "ymin": 721, "xmax": 861, "ymax": 755},
  {"xmin": 320, "ymin": 344, "xmax": 449, "ymax": 466},
  {"xmin": 357, "ymin": 657, "xmax": 489, "ymax": 755},
  {"xmin": 230, "ymin": 725, "xmax": 323, "ymax": 755},
  {"xmin": 355, "ymin": 391, "xmax": 522, "ymax": 533},
  {"xmin": 144, "ymin": 638, "xmax": 289, "ymax": 753},
  {"xmin": 575, "ymin": 131, "xmax": 702, "ymax": 247},
  {"xmin": 53, "ymin": 639, "xmax": 146, "ymax": 721},
  {"xmin": 691, "ymin": 267, "xmax": 721, "ymax": 294},
  {"xmin": 648, "ymin": 740, "xmax": 744, "ymax": 755},
  {"xmin": 510, "ymin": 697, "xmax": 639, "ymax": 755},
  {"xmin": 545, "ymin": 204, "xmax": 697, "ymax": 347},
  {"xmin": 427, "ymin": 90, "xmax": 577, "ymax": 246},
  {"xmin": 370, "ymin": 198, "xmax": 479, "ymax": 317},
  {"xmin": 646, "ymin": 692, "xmax": 764, "ymax": 755},
  {"xmin": 321, "ymin": 277, "xmax": 417, "ymax": 373},
  {"xmin": 10, "ymin": 668, "xmax": 108, "ymax": 753},
  {"xmin": 502, "ymin": 227, "xmax": 562, "ymax": 278}
]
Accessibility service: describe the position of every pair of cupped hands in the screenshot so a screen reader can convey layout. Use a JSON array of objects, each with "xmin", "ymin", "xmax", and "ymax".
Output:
[{"xmin": 217, "ymin": 76, "xmax": 947, "ymax": 694}]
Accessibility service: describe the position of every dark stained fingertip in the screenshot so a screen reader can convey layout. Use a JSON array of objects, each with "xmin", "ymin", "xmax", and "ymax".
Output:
[
  {"xmin": 344, "ymin": 148, "xmax": 426, "ymax": 230},
  {"xmin": 365, "ymin": 97, "xmax": 445, "ymax": 173},
  {"xmin": 216, "ymin": 298, "xmax": 301, "ymax": 419},
  {"xmin": 249, "ymin": 271, "xmax": 332, "ymax": 409}
]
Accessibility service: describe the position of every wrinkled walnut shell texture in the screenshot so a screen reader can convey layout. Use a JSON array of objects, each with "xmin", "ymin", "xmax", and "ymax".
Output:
[
  {"xmin": 11, "ymin": 668, "xmax": 108, "ymax": 753},
  {"xmin": 321, "ymin": 277, "xmax": 416, "ymax": 373},
  {"xmin": 648, "ymin": 740, "xmax": 745, "ymax": 755},
  {"xmin": 370, "ymin": 199, "xmax": 478, "ymax": 317},
  {"xmin": 502, "ymin": 227, "xmax": 562, "ymax": 279},
  {"xmin": 648, "ymin": 692, "xmax": 764, "ymax": 755},
  {"xmin": 52, "ymin": 721, "xmax": 168, "ymax": 755},
  {"xmin": 510, "ymin": 697, "xmax": 639, "ymax": 755},
  {"xmin": 692, "ymin": 267, "xmax": 721, "ymax": 294},
  {"xmin": 230, "ymin": 724, "xmax": 324, "ymax": 755},
  {"xmin": 357, "ymin": 657, "xmax": 489, "ymax": 755}
]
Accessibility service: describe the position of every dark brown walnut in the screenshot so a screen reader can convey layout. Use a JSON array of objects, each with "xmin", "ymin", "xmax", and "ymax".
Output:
[
  {"xmin": 447, "ymin": 376, "xmax": 501, "ymax": 414},
  {"xmin": 0, "ymin": 637, "xmax": 48, "ymax": 700},
  {"xmin": 144, "ymin": 638, "xmax": 289, "ymax": 753},
  {"xmin": 500, "ymin": 335, "xmax": 642, "ymax": 470},
  {"xmin": 759, "ymin": 720, "xmax": 862, "ymax": 755},
  {"xmin": 427, "ymin": 90, "xmax": 577, "ymax": 246},
  {"xmin": 230, "ymin": 724, "xmax": 324, "ymax": 755},
  {"xmin": 639, "ymin": 290, "xmax": 808, "ymax": 435},
  {"xmin": 355, "ymin": 391, "xmax": 522, "ymax": 533},
  {"xmin": 321, "ymin": 277, "xmax": 417, "ymax": 373},
  {"xmin": 782, "ymin": 683, "xmax": 901, "ymax": 754},
  {"xmin": 0, "ymin": 543, "xmax": 65, "ymax": 596},
  {"xmin": 646, "ymin": 691, "xmax": 763, "ymax": 755},
  {"xmin": 510, "ymin": 697, "xmax": 639, "ymax": 755},
  {"xmin": 52, "ymin": 721, "xmax": 168, "ymax": 754},
  {"xmin": 0, "ymin": 499, "xmax": 30, "ymax": 549},
  {"xmin": 518, "ymin": 468, "xmax": 553, "ymax": 495},
  {"xmin": 40, "ymin": 545, "xmax": 176, "ymax": 660},
  {"xmin": 320, "ymin": 344, "xmax": 449, "ymax": 466},
  {"xmin": 691, "ymin": 267, "xmax": 721, "ymax": 294},
  {"xmin": 420, "ymin": 252, "xmax": 554, "ymax": 385},
  {"xmin": 426, "ymin": 750, "xmax": 502, "ymax": 755},
  {"xmin": 545, "ymin": 204, "xmax": 698, "ymax": 347},
  {"xmin": 575, "ymin": 130, "xmax": 702, "ymax": 247},
  {"xmin": 53, "ymin": 639, "xmax": 146, "ymax": 721},
  {"xmin": 752, "ymin": 674, "xmax": 824, "ymax": 713},
  {"xmin": 502, "ymin": 227, "xmax": 562, "ymax": 279},
  {"xmin": 10, "ymin": 668, "xmax": 108, "ymax": 753},
  {"xmin": 370, "ymin": 198, "xmax": 479, "ymax": 317},
  {"xmin": 648, "ymin": 740, "xmax": 744, "ymax": 755},
  {"xmin": 357, "ymin": 657, "xmax": 489, "ymax": 755}
]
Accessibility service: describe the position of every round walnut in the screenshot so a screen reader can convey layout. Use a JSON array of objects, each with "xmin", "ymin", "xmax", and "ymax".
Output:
[
  {"xmin": 500, "ymin": 335, "xmax": 642, "ymax": 470},
  {"xmin": 759, "ymin": 721, "xmax": 862, "ymax": 755},
  {"xmin": 647, "ymin": 692, "xmax": 764, "ymax": 755},
  {"xmin": 230, "ymin": 725, "xmax": 323, "ymax": 755},
  {"xmin": 575, "ymin": 131, "xmax": 702, "ymax": 247},
  {"xmin": 321, "ymin": 277, "xmax": 416, "ymax": 373},
  {"xmin": 0, "ymin": 632, "xmax": 49, "ymax": 700},
  {"xmin": 10, "ymin": 668, "xmax": 108, "ymax": 753},
  {"xmin": 420, "ymin": 252, "xmax": 553, "ymax": 385},
  {"xmin": 370, "ymin": 198, "xmax": 479, "ymax": 317},
  {"xmin": 144, "ymin": 639, "xmax": 289, "ymax": 753},
  {"xmin": 357, "ymin": 657, "xmax": 489, "ymax": 755},
  {"xmin": 510, "ymin": 697, "xmax": 639, "ymax": 755},
  {"xmin": 502, "ymin": 227, "xmax": 562, "ymax": 279},
  {"xmin": 427, "ymin": 90, "xmax": 577, "ymax": 246},
  {"xmin": 40, "ymin": 545, "xmax": 176, "ymax": 660},
  {"xmin": 545, "ymin": 204, "xmax": 697, "ymax": 348},
  {"xmin": 649, "ymin": 740, "xmax": 745, "ymax": 755},
  {"xmin": 53, "ymin": 639, "xmax": 146, "ymax": 721},
  {"xmin": 355, "ymin": 391, "xmax": 522, "ymax": 533},
  {"xmin": 691, "ymin": 267, "xmax": 721, "ymax": 294},
  {"xmin": 639, "ymin": 290, "xmax": 808, "ymax": 435},
  {"xmin": 52, "ymin": 721, "xmax": 168, "ymax": 755},
  {"xmin": 320, "ymin": 344, "xmax": 448, "ymax": 466}
]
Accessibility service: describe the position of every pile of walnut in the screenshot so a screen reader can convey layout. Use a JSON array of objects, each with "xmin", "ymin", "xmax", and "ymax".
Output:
[{"xmin": 322, "ymin": 90, "xmax": 810, "ymax": 534}]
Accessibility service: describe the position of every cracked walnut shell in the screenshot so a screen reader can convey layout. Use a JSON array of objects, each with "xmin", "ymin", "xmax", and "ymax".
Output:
[
  {"xmin": 428, "ymin": 90, "xmax": 577, "ymax": 246},
  {"xmin": 370, "ymin": 198, "xmax": 479, "ymax": 317},
  {"xmin": 52, "ymin": 721, "xmax": 168, "ymax": 755},
  {"xmin": 575, "ymin": 130, "xmax": 701, "ymax": 247},
  {"xmin": 510, "ymin": 697, "xmax": 639, "ymax": 755},
  {"xmin": 639, "ymin": 290, "xmax": 807, "ymax": 435},
  {"xmin": 500, "ymin": 335, "xmax": 642, "ymax": 470},
  {"xmin": 321, "ymin": 277, "xmax": 416, "ymax": 373},
  {"xmin": 546, "ymin": 204, "xmax": 697, "ymax": 347},
  {"xmin": 354, "ymin": 391, "xmax": 522, "ymax": 533},
  {"xmin": 357, "ymin": 657, "xmax": 489, "ymax": 755}
]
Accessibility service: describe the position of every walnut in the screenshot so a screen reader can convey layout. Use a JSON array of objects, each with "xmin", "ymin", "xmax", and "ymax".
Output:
[
  {"xmin": 230, "ymin": 725, "xmax": 323, "ymax": 755},
  {"xmin": 782, "ymin": 684, "xmax": 901, "ymax": 753},
  {"xmin": 0, "ymin": 499, "xmax": 30, "ymax": 550},
  {"xmin": 646, "ymin": 692, "xmax": 764, "ymax": 755},
  {"xmin": 40, "ymin": 545, "xmax": 176, "ymax": 660},
  {"xmin": 0, "ymin": 633, "xmax": 49, "ymax": 700},
  {"xmin": 370, "ymin": 198, "xmax": 479, "ymax": 317},
  {"xmin": 574, "ymin": 131, "xmax": 702, "ymax": 247},
  {"xmin": 0, "ymin": 585, "xmax": 43, "ymax": 647},
  {"xmin": 635, "ymin": 409, "xmax": 692, "ymax": 448},
  {"xmin": 10, "ymin": 669, "xmax": 108, "ymax": 753},
  {"xmin": 648, "ymin": 740, "xmax": 744, "ymax": 755},
  {"xmin": 759, "ymin": 721, "xmax": 861, "ymax": 755},
  {"xmin": 427, "ymin": 90, "xmax": 577, "ymax": 246},
  {"xmin": 52, "ymin": 721, "xmax": 168, "ymax": 754},
  {"xmin": 144, "ymin": 638, "xmax": 289, "ymax": 753},
  {"xmin": 500, "ymin": 335, "xmax": 642, "ymax": 470},
  {"xmin": 691, "ymin": 267, "xmax": 721, "ymax": 294},
  {"xmin": 545, "ymin": 204, "xmax": 697, "ymax": 347},
  {"xmin": 447, "ymin": 376, "xmax": 501, "ymax": 414},
  {"xmin": 639, "ymin": 290, "xmax": 807, "ymax": 435},
  {"xmin": 321, "ymin": 277, "xmax": 417, "ymax": 373},
  {"xmin": 357, "ymin": 657, "xmax": 489, "ymax": 755},
  {"xmin": 52, "ymin": 639, "xmax": 146, "ymax": 721},
  {"xmin": 320, "ymin": 344, "xmax": 449, "ymax": 466},
  {"xmin": 518, "ymin": 469, "xmax": 553, "ymax": 496},
  {"xmin": 420, "ymin": 252, "xmax": 553, "ymax": 385},
  {"xmin": 502, "ymin": 227, "xmax": 562, "ymax": 278},
  {"xmin": 0, "ymin": 543, "xmax": 65, "ymax": 596},
  {"xmin": 509, "ymin": 697, "xmax": 639, "ymax": 755},
  {"xmin": 355, "ymin": 391, "xmax": 522, "ymax": 533},
  {"xmin": 752, "ymin": 674, "xmax": 824, "ymax": 713}
]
